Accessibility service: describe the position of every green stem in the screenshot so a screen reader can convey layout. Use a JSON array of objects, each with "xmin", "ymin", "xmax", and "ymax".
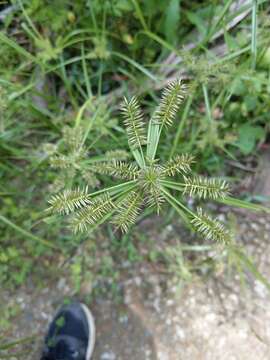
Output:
[
  {"xmin": 131, "ymin": 0, "xmax": 149, "ymax": 32},
  {"xmin": 139, "ymin": 30, "xmax": 180, "ymax": 55},
  {"xmin": 203, "ymin": 0, "xmax": 235, "ymax": 46},
  {"xmin": 81, "ymin": 43, "xmax": 92, "ymax": 98},
  {"xmin": 251, "ymin": 0, "xmax": 257, "ymax": 69},
  {"xmin": 132, "ymin": 148, "xmax": 145, "ymax": 169},
  {"xmin": 218, "ymin": 196, "xmax": 270, "ymax": 213},
  {"xmin": 202, "ymin": 83, "xmax": 212, "ymax": 126},
  {"xmin": 111, "ymin": 51, "xmax": 157, "ymax": 81},
  {"xmin": 152, "ymin": 123, "xmax": 164, "ymax": 160},
  {"xmin": 0, "ymin": 215, "xmax": 59, "ymax": 249},
  {"xmin": 160, "ymin": 179, "xmax": 184, "ymax": 191},
  {"xmin": 146, "ymin": 119, "xmax": 160, "ymax": 161},
  {"xmin": 83, "ymin": 184, "xmax": 138, "ymax": 234},
  {"xmin": 18, "ymin": 0, "xmax": 42, "ymax": 39},
  {"xmin": 88, "ymin": 180, "xmax": 137, "ymax": 197},
  {"xmin": 75, "ymin": 98, "xmax": 93, "ymax": 128},
  {"xmin": 169, "ymin": 95, "xmax": 193, "ymax": 159},
  {"xmin": 161, "ymin": 186, "xmax": 195, "ymax": 217},
  {"xmin": 82, "ymin": 105, "xmax": 101, "ymax": 144}
]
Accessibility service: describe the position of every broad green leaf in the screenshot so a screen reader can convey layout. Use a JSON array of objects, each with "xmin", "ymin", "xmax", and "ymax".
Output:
[
  {"xmin": 235, "ymin": 124, "xmax": 265, "ymax": 155},
  {"xmin": 244, "ymin": 95, "xmax": 258, "ymax": 112},
  {"xmin": 116, "ymin": 0, "xmax": 134, "ymax": 12}
]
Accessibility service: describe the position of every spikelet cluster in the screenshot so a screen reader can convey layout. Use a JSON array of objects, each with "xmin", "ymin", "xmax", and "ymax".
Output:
[
  {"xmin": 183, "ymin": 176, "xmax": 229, "ymax": 199},
  {"xmin": 162, "ymin": 154, "xmax": 194, "ymax": 176},
  {"xmin": 92, "ymin": 161, "xmax": 140, "ymax": 180},
  {"xmin": 153, "ymin": 79, "xmax": 186, "ymax": 127},
  {"xmin": 50, "ymin": 155, "xmax": 72, "ymax": 169},
  {"xmin": 47, "ymin": 79, "xmax": 234, "ymax": 239},
  {"xmin": 82, "ymin": 170, "xmax": 100, "ymax": 188},
  {"xmin": 47, "ymin": 187, "xmax": 91, "ymax": 214},
  {"xmin": 191, "ymin": 208, "xmax": 230, "ymax": 243},
  {"xmin": 62, "ymin": 125, "xmax": 84, "ymax": 152},
  {"xmin": 72, "ymin": 193, "xmax": 115, "ymax": 233},
  {"xmin": 112, "ymin": 191, "xmax": 143, "ymax": 232},
  {"xmin": 121, "ymin": 96, "xmax": 147, "ymax": 150},
  {"xmin": 105, "ymin": 150, "xmax": 129, "ymax": 161},
  {"xmin": 139, "ymin": 165, "xmax": 165, "ymax": 212}
]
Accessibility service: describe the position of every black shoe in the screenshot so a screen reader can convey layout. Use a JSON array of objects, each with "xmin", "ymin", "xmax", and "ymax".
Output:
[{"xmin": 41, "ymin": 302, "xmax": 95, "ymax": 360}]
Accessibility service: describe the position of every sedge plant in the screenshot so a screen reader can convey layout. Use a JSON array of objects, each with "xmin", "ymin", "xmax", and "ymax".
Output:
[{"xmin": 47, "ymin": 79, "xmax": 269, "ymax": 243}]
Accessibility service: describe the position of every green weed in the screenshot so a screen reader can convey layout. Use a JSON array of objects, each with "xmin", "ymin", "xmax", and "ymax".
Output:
[
  {"xmin": 0, "ymin": 0, "xmax": 269, "ymax": 297},
  {"xmin": 48, "ymin": 80, "xmax": 269, "ymax": 244}
]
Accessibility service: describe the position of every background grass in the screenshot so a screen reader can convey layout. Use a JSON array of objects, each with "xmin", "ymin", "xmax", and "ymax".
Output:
[{"xmin": 0, "ymin": 0, "xmax": 269, "ymax": 294}]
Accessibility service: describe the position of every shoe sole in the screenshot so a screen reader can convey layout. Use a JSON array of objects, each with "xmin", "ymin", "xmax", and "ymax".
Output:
[{"xmin": 80, "ymin": 303, "xmax": 96, "ymax": 360}]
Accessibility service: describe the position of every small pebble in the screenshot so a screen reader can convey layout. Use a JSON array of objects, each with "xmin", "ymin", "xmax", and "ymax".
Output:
[{"xmin": 100, "ymin": 351, "xmax": 116, "ymax": 360}]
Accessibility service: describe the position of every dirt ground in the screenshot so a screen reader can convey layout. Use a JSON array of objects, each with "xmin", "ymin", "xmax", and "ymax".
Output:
[
  {"xmin": 1, "ymin": 153, "xmax": 270, "ymax": 360},
  {"xmin": 1, "ymin": 209, "xmax": 270, "ymax": 360}
]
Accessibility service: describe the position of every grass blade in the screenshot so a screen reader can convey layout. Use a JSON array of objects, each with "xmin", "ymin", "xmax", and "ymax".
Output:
[
  {"xmin": 131, "ymin": 0, "xmax": 148, "ymax": 31},
  {"xmin": 251, "ymin": 0, "xmax": 258, "ymax": 69},
  {"xmin": 0, "ymin": 215, "xmax": 59, "ymax": 249},
  {"xmin": 202, "ymin": 83, "xmax": 212, "ymax": 126},
  {"xmin": 146, "ymin": 118, "xmax": 160, "ymax": 161},
  {"xmin": 231, "ymin": 246, "xmax": 270, "ymax": 291},
  {"xmin": 81, "ymin": 43, "xmax": 92, "ymax": 98},
  {"xmin": 169, "ymin": 94, "xmax": 193, "ymax": 159},
  {"xmin": 218, "ymin": 196, "xmax": 270, "ymax": 213},
  {"xmin": 0, "ymin": 32, "xmax": 36, "ymax": 62},
  {"xmin": 111, "ymin": 51, "xmax": 157, "ymax": 81}
]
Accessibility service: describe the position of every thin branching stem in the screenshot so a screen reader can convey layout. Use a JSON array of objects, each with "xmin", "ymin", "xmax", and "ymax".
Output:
[
  {"xmin": 251, "ymin": 0, "xmax": 257, "ymax": 69},
  {"xmin": 89, "ymin": 180, "xmax": 137, "ymax": 197},
  {"xmin": 0, "ymin": 215, "xmax": 59, "ymax": 250},
  {"xmin": 202, "ymin": 83, "xmax": 212, "ymax": 126},
  {"xmin": 160, "ymin": 186, "xmax": 195, "ymax": 218},
  {"xmin": 169, "ymin": 94, "xmax": 193, "ymax": 159},
  {"xmin": 160, "ymin": 180, "xmax": 183, "ymax": 189}
]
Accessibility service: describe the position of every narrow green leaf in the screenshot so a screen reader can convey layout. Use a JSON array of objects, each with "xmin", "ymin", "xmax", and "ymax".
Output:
[
  {"xmin": 218, "ymin": 196, "xmax": 270, "ymax": 213},
  {"xmin": 146, "ymin": 119, "xmax": 160, "ymax": 161},
  {"xmin": 0, "ymin": 32, "xmax": 36, "ymax": 62},
  {"xmin": 0, "ymin": 215, "xmax": 59, "ymax": 249},
  {"xmin": 232, "ymin": 246, "xmax": 270, "ymax": 291},
  {"xmin": 111, "ymin": 51, "xmax": 157, "ymax": 81}
]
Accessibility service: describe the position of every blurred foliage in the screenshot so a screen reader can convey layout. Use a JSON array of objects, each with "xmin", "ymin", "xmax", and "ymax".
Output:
[{"xmin": 0, "ymin": 0, "xmax": 269, "ymax": 291}]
